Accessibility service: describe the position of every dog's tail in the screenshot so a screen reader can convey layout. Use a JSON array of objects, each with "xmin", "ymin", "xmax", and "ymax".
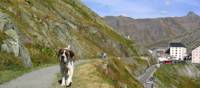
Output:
[{"xmin": 65, "ymin": 45, "xmax": 71, "ymax": 50}]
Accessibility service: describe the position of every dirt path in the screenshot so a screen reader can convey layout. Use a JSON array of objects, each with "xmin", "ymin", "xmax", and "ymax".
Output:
[{"xmin": 0, "ymin": 60, "xmax": 87, "ymax": 88}]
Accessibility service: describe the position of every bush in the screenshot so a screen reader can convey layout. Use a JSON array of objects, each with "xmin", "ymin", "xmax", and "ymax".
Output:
[
  {"xmin": 0, "ymin": 52, "xmax": 30, "ymax": 84},
  {"xmin": 0, "ymin": 52, "xmax": 24, "ymax": 70},
  {"xmin": 26, "ymin": 43, "xmax": 57, "ymax": 66},
  {"xmin": 0, "ymin": 31, "xmax": 8, "ymax": 45}
]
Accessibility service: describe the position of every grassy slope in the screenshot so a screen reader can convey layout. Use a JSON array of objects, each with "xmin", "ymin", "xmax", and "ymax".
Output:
[
  {"xmin": 154, "ymin": 64, "xmax": 200, "ymax": 88},
  {"xmin": 103, "ymin": 57, "xmax": 144, "ymax": 88},
  {"xmin": 53, "ymin": 59, "xmax": 144, "ymax": 88},
  {"xmin": 0, "ymin": 52, "xmax": 28, "ymax": 84},
  {"xmin": 0, "ymin": 0, "xmax": 147, "ymax": 86},
  {"xmin": 52, "ymin": 60, "xmax": 115, "ymax": 88},
  {"xmin": 0, "ymin": 0, "xmax": 140, "ymax": 61},
  {"xmin": 0, "ymin": 31, "xmax": 7, "ymax": 45},
  {"xmin": 0, "ymin": 52, "xmax": 56, "ymax": 84}
]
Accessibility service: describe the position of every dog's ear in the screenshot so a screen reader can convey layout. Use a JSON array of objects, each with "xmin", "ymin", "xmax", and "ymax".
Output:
[
  {"xmin": 69, "ymin": 50, "xmax": 75, "ymax": 58},
  {"xmin": 57, "ymin": 49, "xmax": 63, "ymax": 57}
]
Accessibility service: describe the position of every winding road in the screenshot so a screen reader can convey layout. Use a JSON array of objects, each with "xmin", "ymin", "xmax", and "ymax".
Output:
[
  {"xmin": 0, "ymin": 60, "xmax": 87, "ymax": 88},
  {"xmin": 138, "ymin": 65, "xmax": 158, "ymax": 88}
]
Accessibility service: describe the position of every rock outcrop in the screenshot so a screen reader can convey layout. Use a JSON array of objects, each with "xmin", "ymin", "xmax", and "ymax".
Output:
[{"xmin": 0, "ymin": 13, "xmax": 32, "ymax": 67}]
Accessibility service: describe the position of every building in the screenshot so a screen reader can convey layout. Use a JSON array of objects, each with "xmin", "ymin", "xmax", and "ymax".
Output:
[
  {"xmin": 192, "ymin": 46, "xmax": 200, "ymax": 63},
  {"xmin": 149, "ymin": 47, "xmax": 171, "ymax": 62},
  {"xmin": 156, "ymin": 48, "xmax": 166, "ymax": 57},
  {"xmin": 124, "ymin": 34, "xmax": 131, "ymax": 40},
  {"xmin": 168, "ymin": 43, "xmax": 187, "ymax": 60},
  {"xmin": 158, "ymin": 56, "xmax": 168, "ymax": 62},
  {"xmin": 149, "ymin": 47, "xmax": 167, "ymax": 57}
]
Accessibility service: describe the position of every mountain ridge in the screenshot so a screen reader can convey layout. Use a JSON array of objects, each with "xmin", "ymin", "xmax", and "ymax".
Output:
[{"xmin": 104, "ymin": 11, "xmax": 200, "ymax": 52}]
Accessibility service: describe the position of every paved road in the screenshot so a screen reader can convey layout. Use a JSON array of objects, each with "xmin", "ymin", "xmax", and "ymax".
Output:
[
  {"xmin": 0, "ymin": 60, "xmax": 87, "ymax": 88},
  {"xmin": 137, "ymin": 65, "xmax": 157, "ymax": 88}
]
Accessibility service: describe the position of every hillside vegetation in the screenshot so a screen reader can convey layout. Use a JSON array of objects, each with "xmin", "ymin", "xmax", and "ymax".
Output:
[
  {"xmin": 0, "ymin": 0, "xmax": 147, "ymax": 87},
  {"xmin": 0, "ymin": 0, "xmax": 140, "ymax": 66},
  {"xmin": 154, "ymin": 64, "xmax": 200, "ymax": 88},
  {"xmin": 53, "ymin": 58, "xmax": 144, "ymax": 88}
]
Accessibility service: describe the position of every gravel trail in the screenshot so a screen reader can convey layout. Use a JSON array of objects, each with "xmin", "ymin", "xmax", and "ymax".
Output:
[{"xmin": 0, "ymin": 60, "xmax": 87, "ymax": 88}]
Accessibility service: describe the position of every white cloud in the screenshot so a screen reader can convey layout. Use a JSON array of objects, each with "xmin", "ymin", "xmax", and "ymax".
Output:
[
  {"xmin": 164, "ymin": 0, "xmax": 171, "ymax": 5},
  {"xmin": 160, "ymin": 10, "xmax": 168, "ymax": 14},
  {"xmin": 82, "ymin": 0, "xmax": 200, "ymax": 18},
  {"xmin": 83, "ymin": 0, "xmax": 125, "ymax": 6},
  {"xmin": 175, "ymin": 0, "xmax": 200, "ymax": 7},
  {"xmin": 120, "ymin": 13, "xmax": 128, "ymax": 16},
  {"xmin": 163, "ymin": 0, "xmax": 200, "ymax": 7},
  {"xmin": 83, "ymin": 0, "xmax": 157, "ymax": 18}
]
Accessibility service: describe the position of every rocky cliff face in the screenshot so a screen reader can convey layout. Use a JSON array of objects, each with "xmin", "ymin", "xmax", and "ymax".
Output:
[
  {"xmin": 0, "ymin": 12, "xmax": 32, "ymax": 67},
  {"xmin": 0, "ymin": 0, "xmax": 141, "ymax": 67},
  {"xmin": 104, "ymin": 12, "xmax": 200, "ymax": 52}
]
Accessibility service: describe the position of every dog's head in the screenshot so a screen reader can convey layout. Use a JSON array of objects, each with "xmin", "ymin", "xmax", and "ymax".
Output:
[{"xmin": 58, "ymin": 46, "xmax": 75, "ymax": 63}]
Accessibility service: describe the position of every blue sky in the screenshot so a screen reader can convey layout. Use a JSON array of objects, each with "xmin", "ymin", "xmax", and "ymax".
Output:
[{"xmin": 82, "ymin": 0, "xmax": 200, "ymax": 18}]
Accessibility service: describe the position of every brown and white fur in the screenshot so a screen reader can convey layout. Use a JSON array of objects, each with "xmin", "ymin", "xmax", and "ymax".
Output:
[{"xmin": 58, "ymin": 45, "xmax": 75, "ymax": 87}]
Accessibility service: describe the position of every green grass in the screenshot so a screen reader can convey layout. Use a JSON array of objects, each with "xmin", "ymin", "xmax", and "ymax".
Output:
[
  {"xmin": 0, "ymin": 69, "xmax": 29, "ymax": 84},
  {"xmin": 98, "ymin": 58, "xmax": 143, "ymax": 88},
  {"xmin": 0, "ymin": 52, "xmax": 56, "ymax": 84},
  {"xmin": 52, "ymin": 58, "xmax": 144, "ymax": 88},
  {"xmin": 0, "ymin": 31, "xmax": 8, "ymax": 45},
  {"xmin": 0, "ymin": 46, "xmax": 57, "ymax": 84},
  {"xmin": 0, "ymin": 52, "xmax": 23, "ymax": 71},
  {"xmin": 25, "ymin": 43, "xmax": 57, "ymax": 66},
  {"xmin": 0, "ymin": 63, "xmax": 55, "ymax": 84},
  {"xmin": 154, "ymin": 64, "xmax": 200, "ymax": 88},
  {"xmin": 52, "ymin": 59, "xmax": 115, "ymax": 88},
  {"xmin": 0, "ymin": 52, "xmax": 27, "ymax": 84}
]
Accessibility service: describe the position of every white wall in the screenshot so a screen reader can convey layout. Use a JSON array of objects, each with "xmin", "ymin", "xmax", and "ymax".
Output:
[
  {"xmin": 192, "ymin": 46, "xmax": 200, "ymax": 63},
  {"xmin": 158, "ymin": 57, "xmax": 168, "ymax": 62},
  {"xmin": 170, "ymin": 47, "xmax": 187, "ymax": 60}
]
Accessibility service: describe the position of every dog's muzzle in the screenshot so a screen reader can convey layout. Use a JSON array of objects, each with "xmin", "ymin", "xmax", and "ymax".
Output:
[
  {"xmin": 61, "ymin": 56, "xmax": 66, "ymax": 63},
  {"xmin": 61, "ymin": 56, "xmax": 65, "ymax": 60}
]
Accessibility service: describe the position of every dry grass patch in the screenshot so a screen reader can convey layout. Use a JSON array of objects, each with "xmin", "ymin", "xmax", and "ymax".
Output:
[{"xmin": 52, "ymin": 60, "xmax": 114, "ymax": 88}]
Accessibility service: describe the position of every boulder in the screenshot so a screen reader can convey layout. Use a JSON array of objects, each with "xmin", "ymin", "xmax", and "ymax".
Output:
[
  {"xmin": 19, "ymin": 45, "xmax": 32, "ymax": 67},
  {"xmin": 2, "ymin": 27, "xmax": 19, "ymax": 56},
  {"xmin": 1, "ymin": 39, "xmax": 19, "ymax": 56},
  {"xmin": 0, "ymin": 14, "xmax": 32, "ymax": 67}
]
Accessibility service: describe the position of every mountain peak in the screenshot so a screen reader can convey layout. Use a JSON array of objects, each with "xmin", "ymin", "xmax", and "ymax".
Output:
[{"xmin": 187, "ymin": 11, "xmax": 198, "ymax": 17}]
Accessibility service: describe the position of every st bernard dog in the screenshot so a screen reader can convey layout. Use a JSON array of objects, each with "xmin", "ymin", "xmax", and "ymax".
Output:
[{"xmin": 58, "ymin": 45, "xmax": 75, "ymax": 87}]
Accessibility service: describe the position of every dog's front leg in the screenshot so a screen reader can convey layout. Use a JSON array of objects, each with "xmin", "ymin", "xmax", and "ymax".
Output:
[
  {"xmin": 61, "ymin": 76, "xmax": 65, "ymax": 86},
  {"xmin": 66, "ymin": 62, "xmax": 74, "ymax": 86}
]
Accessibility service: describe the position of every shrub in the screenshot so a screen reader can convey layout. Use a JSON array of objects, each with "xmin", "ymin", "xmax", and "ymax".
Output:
[
  {"xmin": 0, "ymin": 31, "xmax": 8, "ymax": 45},
  {"xmin": 0, "ymin": 52, "xmax": 29, "ymax": 84},
  {"xmin": 26, "ymin": 43, "xmax": 57, "ymax": 66},
  {"xmin": 0, "ymin": 52, "xmax": 24, "ymax": 70}
]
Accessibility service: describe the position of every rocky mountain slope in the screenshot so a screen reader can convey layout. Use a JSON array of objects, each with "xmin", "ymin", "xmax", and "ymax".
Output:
[
  {"xmin": 0, "ymin": 0, "xmax": 147, "ymax": 87},
  {"xmin": 0, "ymin": 0, "xmax": 140, "ymax": 66},
  {"xmin": 104, "ymin": 12, "xmax": 200, "ymax": 52}
]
